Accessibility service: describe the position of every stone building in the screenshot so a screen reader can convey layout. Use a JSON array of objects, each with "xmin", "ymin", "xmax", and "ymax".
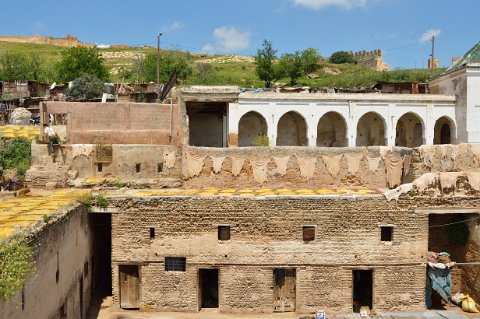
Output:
[{"xmin": 10, "ymin": 41, "xmax": 480, "ymax": 317}]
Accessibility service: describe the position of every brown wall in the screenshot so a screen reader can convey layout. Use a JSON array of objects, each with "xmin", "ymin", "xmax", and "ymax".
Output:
[
  {"xmin": 109, "ymin": 195, "xmax": 429, "ymax": 313},
  {"xmin": 45, "ymin": 102, "xmax": 180, "ymax": 145}
]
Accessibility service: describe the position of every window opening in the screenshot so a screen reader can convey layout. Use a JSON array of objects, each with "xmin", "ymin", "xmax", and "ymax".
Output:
[
  {"xmin": 218, "ymin": 225, "xmax": 230, "ymax": 240},
  {"xmin": 165, "ymin": 257, "xmax": 186, "ymax": 271},
  {"xmin": 303, "ymin": 226, "xmax": 315, "ymax": 242},
  {"xmin": 381, "ymin": 226, "xmax": 393, "ymax": 242}
]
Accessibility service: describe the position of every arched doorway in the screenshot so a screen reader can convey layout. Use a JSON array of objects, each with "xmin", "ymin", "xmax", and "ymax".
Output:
[
  {"xmin": 434, "ymin": 117, "xmax": 455, "ymax": 144},
  {"xmin": 276, "ymin": 111, "xmax": 308, "ymax": 146},
  {"xmin": 238, "ymin": 111, "xmax": 268, "ymax": 147},
  {"xmin": 356, "ymin": 112, "xmax": 386, "ymax": 146},
  {"xmin": 317, "ymin": 112, "xmax": 347, "ymax": 147},
  {"xmin": 395, "ymin": 113, "xmax": 424, "ymax": 147}
]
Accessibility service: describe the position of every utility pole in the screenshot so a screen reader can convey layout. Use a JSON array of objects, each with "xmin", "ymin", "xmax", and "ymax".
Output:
[
  {"xmin": 157, "ymin": 32, "xmax": 162, "ymax": 100},
  {"xmin": 431, "ymin": 35, "xmax": 435, "ymax": 75}
]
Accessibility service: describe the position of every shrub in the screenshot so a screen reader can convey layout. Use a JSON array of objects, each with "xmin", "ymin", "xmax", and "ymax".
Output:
[
  {"xmin": 253, "ymin": 134, "xmax": 269, "ymax": 147},
  {"xmin": 329, "ymin": 51, "xmax": 356, "ymax": 64},
  {"xmin": 65, "ymin": 74, "xmax": 104, "ymax": 101},
  {"xmin": 0, "ymin": 237, "xmax": 35, "ymax": 300},
  {"xmin": 0, "ymin": 138, "xmax": 31, "ymax": 180}
]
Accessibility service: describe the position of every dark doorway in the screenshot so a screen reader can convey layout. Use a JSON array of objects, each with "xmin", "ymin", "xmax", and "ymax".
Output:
[
  {"xmin": 434, "ymin": 117, "xmax": 454, "ymax": 145},
  {"xmin": 90, "ymin": 213, "xmax": 112, "ymax": 294},
  {"xmin": 87, "ymin": 213, "xmax": 112, "ymax": 317},
  {"xmin": 199, "ymin": 269, "xmax": 219, "ymax": 309},
  {"xmin": 440, "ymin": 124, "xmax": 451, "ymax": 144},
  {"xmin": 187, "ymin": 102, "xmax": 227, "ymax": 147},
  {"xmin": 119, "ymin": 265, "xmax": 141, "ymax": 309},
  {"xmin": 352, "ymin": 270, "xmax": 373, "ymax": 312},
  {"xmin": 273, "ymin": 269, "xmax": 296, "ymax": 312}
]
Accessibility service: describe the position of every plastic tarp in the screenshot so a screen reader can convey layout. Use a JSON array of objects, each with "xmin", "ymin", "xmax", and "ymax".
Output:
[{"xmin": 426, "ymin": 263, "xmax": 452, "ymax": 308}]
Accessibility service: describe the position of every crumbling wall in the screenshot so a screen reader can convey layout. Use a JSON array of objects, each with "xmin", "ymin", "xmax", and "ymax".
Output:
[
  {"xmin": 181, "ymin": 146, "xmax": 412, "ymax": 189},
  {"xmin": 0, "ymin": 205, "xmax": 93, "ymax": 319},
  {"xmin": 412, "ymin": 144, "xmax": 480, "ymax": 178}
]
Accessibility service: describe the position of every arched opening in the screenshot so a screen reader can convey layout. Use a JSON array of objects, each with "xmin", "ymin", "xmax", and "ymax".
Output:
[
  {"xmin": 238, "ymin": 111, "xmax": 268, "ymax": 147},
  {"xmin": 434, "ymin": 117, "xmax": 455, "ymax": 144},
  {"xmin": 317, "ymin": 112, "xmax": 347, "ymax": 147},
  {"xmin": 395, "ymin": 113, "xmax": 424, "ymax": 147},
  {"xmin": 276, "ymin": 111, "xmax": 308, "ymax": 146},
  {"xmin": 356, "ymin": 112, "xmax": 386, "ymax": 146}
]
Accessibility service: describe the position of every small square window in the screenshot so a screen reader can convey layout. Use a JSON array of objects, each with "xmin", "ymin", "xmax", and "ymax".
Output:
[
  {"xmin": 157, "ymin": 163, "xmax": 163, "ymax": 173},
  {"xmin": 97, "ymin": 163, "xmax": 102, "ymax": 172},
  {"xmin": 303, "ymin": 226, "xmax": 315, "ymax": 242},
  {"xmin": 165, "ymin": 257, "xmax": 186, "ymax": 272},
  {"xmin": 218, "ymin": 225, "xmax": 231, "ymax": 241},
  {"xmin": 149, "ymin": 227, "xmax": 155, "ymax": 239},
  {"xmin": 381, "ymin": 226, "xmax": 393, "ymax": 242},
  {"xmin": 135, "ymin": 163, "xmax": 141, "ymax": 173}
]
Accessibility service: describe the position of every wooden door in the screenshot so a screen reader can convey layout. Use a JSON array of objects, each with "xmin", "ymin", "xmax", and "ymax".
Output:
[
  {"xmin": 119, "ymin": 265, "xmax": 140, "ymax": 309},
  {"xmin": 273, "ymin": 269, "xmax": 296, "ymax": 312}
]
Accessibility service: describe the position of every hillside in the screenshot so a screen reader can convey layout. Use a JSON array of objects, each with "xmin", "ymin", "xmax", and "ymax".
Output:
[{"xmin": 0, "ymin": 41, "xmax": 445, "ymax": 88}]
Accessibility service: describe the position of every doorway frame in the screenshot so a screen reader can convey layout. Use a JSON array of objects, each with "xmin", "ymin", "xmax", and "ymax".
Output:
[
  {"xmin": 352, "ymin": 268, "xmax": 374, "ymax": 313},
  {"xmin": 197, "ymin": 267, "xmax": 220, "ymax": 311},
  {"xmin": 119, "ymin": 264, "xmax": 142, "ymax": 310}
]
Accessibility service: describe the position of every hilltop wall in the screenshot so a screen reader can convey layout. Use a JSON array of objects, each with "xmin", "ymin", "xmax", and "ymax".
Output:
[{"xmin": 0, "ymin": 34, "xmax": 94, "ymax": 48}]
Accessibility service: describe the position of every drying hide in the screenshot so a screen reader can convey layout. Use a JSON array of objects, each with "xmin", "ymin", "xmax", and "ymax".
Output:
[
  {"xmin": 321, "ymin": 155, "xmax": 343, "ymax": 177},
  {"xmin": 210, "ymin": 156, "xmax": 226, "ymax": 174},
  {"xmin": 346, "ymin": 154, "xmax": 363, "ymax": 175},
  {"xmin": 231, "ymin": 157, "xmax": 246, "ymax": 177},
  {"xmin": 273, "ymin": 156, "xmax": 290, "ymax": 176},
  {"xmin": 296, "ymin": 156, "xmax": 317, "ymax": 180},
  {"xmin": 385, "ymin": 156, "xmax": 403, "ymax": 189},
  {"xmin": 252, "ymin": 160, "xmax": 268, "ymax": 184}
]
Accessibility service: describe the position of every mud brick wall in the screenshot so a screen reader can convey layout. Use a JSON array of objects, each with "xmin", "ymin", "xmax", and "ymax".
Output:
[
  {"xmin": 110, "ymin": 195, "xmax": 434, "ymax": 313},
  {"xmin": 44, "ymin": 102, "xmax": 180, "ymax": 145}
]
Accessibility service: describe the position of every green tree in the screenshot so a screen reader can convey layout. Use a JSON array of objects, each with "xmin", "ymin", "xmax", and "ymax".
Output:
[
  {"xmin": 0, "ymin": 138, "xmax": 31, "ymax": 179},
  {"xmin": 0, "ymin": 52, "xmax": 30, "ymax": 80},
  {"xmin": 142, "ymin": 50, "xmax": 194, "ymax": 83},
  {"xmin": 255, "ymin": 40, "xmax": 279, "ymax": 88},
  {"xmin": 196, "ymin": 63, "xmax": 214, "ymax": 84},
  {"xmin": 65, "ymin": 74, "xmax": 104, "ymax": 100},
  {"xmin": 330, "ymin": 51, "xmax": 356, "ymax": 64},
  {"xmin": 27, "ymin": 53, "xmax": 44, "ymax": 81},
  {"xmin": 278, "ymin": 52, "xmax": 303, "ymax": 86},
  {"xmin": 57, "ymin": 47, "xmax": 109, "ymax": 82},
  {"xmin": 301, "ymin": 48, "xmax": 321, "ymax": 73}
]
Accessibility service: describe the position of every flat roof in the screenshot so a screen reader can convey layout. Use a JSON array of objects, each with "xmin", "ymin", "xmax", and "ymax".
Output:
[
  {"xmin": 127, "ymin": 187, "xmax": 382, "ymax": 198},
  {"xmin": 0, "ymin": 190, "xmax": 88, "ymax": 239}
]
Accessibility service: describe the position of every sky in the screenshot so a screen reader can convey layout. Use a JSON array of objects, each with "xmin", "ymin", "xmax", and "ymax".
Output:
[{"xmin": 3, "ymin": 0, "xmax": 480, "ymax": 69}]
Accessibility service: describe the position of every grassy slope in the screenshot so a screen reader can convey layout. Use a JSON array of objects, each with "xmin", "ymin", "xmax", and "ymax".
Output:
[{"xmin": 0, "ymin": 41, "xmax": 444, "ymax": 87}]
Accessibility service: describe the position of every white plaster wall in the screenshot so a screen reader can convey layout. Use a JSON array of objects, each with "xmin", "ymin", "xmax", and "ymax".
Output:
[
  {"xmin": 229, "ymin": 94, "xmax": 456, "ymax": 147},
  {"xmin": 466, "ymin": 69, "xmax": 480, "ymax": 142}
]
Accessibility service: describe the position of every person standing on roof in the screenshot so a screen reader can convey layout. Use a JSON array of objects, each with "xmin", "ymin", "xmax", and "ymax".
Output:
[{"xmin": 43, "ymin": 123, "xmax": 59, "ymax": 155}]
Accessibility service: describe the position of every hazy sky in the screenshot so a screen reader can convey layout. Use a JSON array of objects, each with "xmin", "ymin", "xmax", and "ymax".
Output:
[{"xmin": 3, "ymin": 0, "xmax": 479, "ymax": 68}]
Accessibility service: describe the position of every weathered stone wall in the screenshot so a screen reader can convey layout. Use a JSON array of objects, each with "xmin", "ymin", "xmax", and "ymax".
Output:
[
  {"xmin": 0, "ymin": 205, "xmax": 93, "ymax": 319},
  {"xmin": 0, "ymin": 35, "xmax": 93, "ymax": 47},
  {"xmin": 182, "ymin": 146, "xmax": 413, "ymax": 189},
  {"xmin": 109, "ymin": 195, "xmax": 434, "ymax": 313},
  {"xmin": 29, "ymin": 143, "xmax": 181, "ymax": 181}
]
